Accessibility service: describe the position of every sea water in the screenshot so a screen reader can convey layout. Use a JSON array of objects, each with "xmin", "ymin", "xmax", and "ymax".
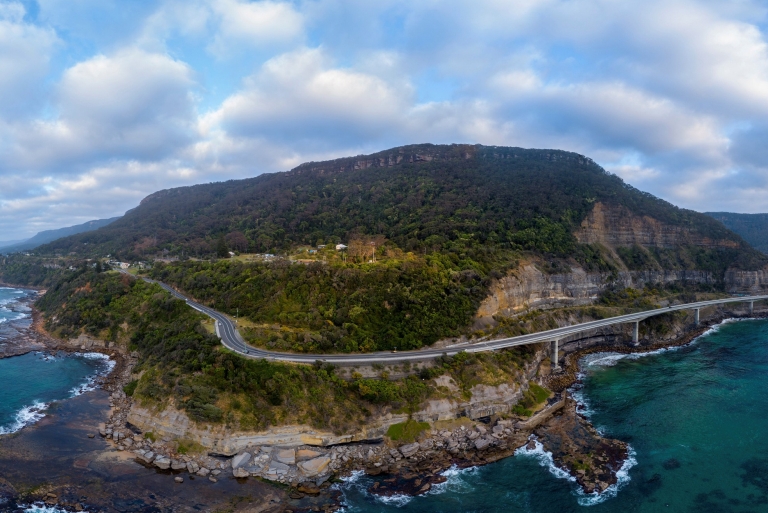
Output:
[
  {"xmin": 337, "ymin": 318, "xmax": 768, "ymax": 512},
  {"xmin": 0, "ymin": 287, "xmax": 114, "ymax": 436}
]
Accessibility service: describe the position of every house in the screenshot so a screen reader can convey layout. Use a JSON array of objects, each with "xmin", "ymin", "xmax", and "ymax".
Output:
[
  {"xmin": 317, "ymin": 245, "xmax": 327, "ymax": 249},
  {"xmin": 336, "ymin": 244, "xmax": 347, "ymax": 250}
]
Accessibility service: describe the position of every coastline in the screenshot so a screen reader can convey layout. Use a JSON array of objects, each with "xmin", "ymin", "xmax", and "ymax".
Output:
[{"xmin": 4, "ymin": 285, "xmax": 765, "ymax": 511}]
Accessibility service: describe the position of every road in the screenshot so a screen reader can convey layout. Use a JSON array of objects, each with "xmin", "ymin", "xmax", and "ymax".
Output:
[{"xmin": 135, "ymin": 274, "xmax": 768, "ymax": 365}]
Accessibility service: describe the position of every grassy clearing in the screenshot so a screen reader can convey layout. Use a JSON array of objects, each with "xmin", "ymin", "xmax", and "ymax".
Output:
[
  {"xmin": 386, "ymin": 420, "xmax": 430, "ymax": 442},
  {"xmin": 512, "ymin": 382, "xmax": 552, "ymax": 417}
]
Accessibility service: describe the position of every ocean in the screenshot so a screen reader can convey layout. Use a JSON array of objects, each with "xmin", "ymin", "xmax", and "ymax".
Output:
[
  {"xmin": 0, "ymin": 287, "xmax": 114, "ymax": 436},
  {"xmin": 336, "ymin": 318, "xmax": 768, "ymax": 512}
]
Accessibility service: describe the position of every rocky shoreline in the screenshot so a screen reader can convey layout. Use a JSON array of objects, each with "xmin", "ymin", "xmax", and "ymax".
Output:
[{"xmin": 6, "ymin": 291, "xmax": 764, "ymax": 511}]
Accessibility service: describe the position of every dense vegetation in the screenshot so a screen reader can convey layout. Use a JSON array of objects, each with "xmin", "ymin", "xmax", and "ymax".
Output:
[
  {"xmin": 35, "ymin": 144, "xmax": 761, "ymax": 275},
  {"xmin": 707, "ymin": 212, "xmax": 768, "ymax": 254},
  {"xmin": 149, "ymin": 255, "xmax": 491, "ymax": 352},
  {"xmin": 32, "ymin": 268, "xmax": 540, "ymax": 431}
]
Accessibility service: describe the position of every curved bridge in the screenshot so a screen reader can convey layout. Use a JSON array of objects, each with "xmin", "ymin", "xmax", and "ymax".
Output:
[{"xmin": 141, "ymin": 275, "xmax": 767, "ymax": 366}]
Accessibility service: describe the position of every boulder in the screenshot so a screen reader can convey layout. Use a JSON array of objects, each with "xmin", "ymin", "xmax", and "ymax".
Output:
[
  {"xmin": 297, "ymin": 482, "xmax": 321, "ymax": 495},
  {"xmin": 137, "ymin": 451, "xmax": 155, "ymax": 464},
  {"xmin": 399, "ymin": 443, "xmax": 420, "ymax": 458},
  {"xmin": 298, "ymin": 456, "xmax": 331, "ymax": 477},
  {"xmin": 154, "ymin": 457, "xmax": 171, "ymax": 470},
  {"xmin": 171, "ymin": 459, "xmax": 187, "ymax": 470},
  {"xmin": 474, "ymin": 437, "xmax": 492, "ymax": 451},
  {"xmin": 196, "ymin": 467, "xmax": 210, "ymax": 477},
  {"xmin": 186, "ymin": 461, "xmax": 200, "ymax": 474},
  {"xmin": 275, "ymin": 449, "xmax": 296, "ymax": 465},
  {"xmin": 233, "ymin": 467, "xmax": 249, "ymax": 478},
  {"xmin": 231, "ymin": 452, "xmax": 251, "ymax": 469},
  {"xmin": 296, "ymin": 449, "xmax": 323, "ymax": 462},
  {"xmin": 98, "ymin": 423, "xmax": 107, "ymax": 437},
  {"xmin": 174, "ymin": 477, "xmax": 183, "ymax": 483}
]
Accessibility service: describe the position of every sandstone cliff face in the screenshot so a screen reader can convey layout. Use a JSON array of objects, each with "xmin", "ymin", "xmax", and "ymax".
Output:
[
  {"xmin": 476, "ymin": 264, "xmax": 719, "ymax": 319},
  {"xmin": 576, "ymin": 202, "xmax": 739, "ymax": 249}
]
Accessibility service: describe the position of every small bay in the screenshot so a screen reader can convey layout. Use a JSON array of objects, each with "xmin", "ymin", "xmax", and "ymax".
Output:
[
  {"xmin": 0, "ymin": 286, "xmax": 113, "ymax": 436},
  {"xmin": 337, "ymin": 318, "xmax": 768, "ymax": 512}
]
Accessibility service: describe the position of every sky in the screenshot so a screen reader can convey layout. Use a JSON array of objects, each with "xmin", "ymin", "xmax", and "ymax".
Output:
[{"xmin": 1, "ymin": 0, "xmax": 768, "ymax": 241}]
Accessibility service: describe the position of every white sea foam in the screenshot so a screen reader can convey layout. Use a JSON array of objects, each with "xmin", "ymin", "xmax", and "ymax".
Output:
[
  {"xmin": 0, "ymin": 400, "xmax": 49, "ymax": 435},
  {"xmin": 575, "ymin": 446, "xmax": 637, "ymax": 507},
  {"xmin": 516, "ymin": 436, "xmax": 636, "ymax": 506},
  {"xmin": 427, "ymin": 464, "xmax": 479, "ymax": 495},
  {"xmin": 515, "ymin": 437, "xmax": 576, "ymax": 482},
  {"xmin": 23, "ymin": 503, "xmax": 84, "ymax": 513},
  {"xmin": 334, "ymin": 469, "xmax": 417, "ymax": 509},
  {"xmin": 69, "ymin": 353, "xmax": 115, "ymax": 397}
]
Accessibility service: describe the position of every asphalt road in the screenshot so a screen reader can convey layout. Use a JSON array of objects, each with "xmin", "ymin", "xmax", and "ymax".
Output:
[{"xmin": 135, "ymin": 274, "xmax": 768, "ymax": 365}]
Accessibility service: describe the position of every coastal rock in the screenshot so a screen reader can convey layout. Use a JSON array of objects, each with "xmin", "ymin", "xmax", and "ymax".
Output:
[
  {"xmin": 98, "ymin": 423, "xmax": 107, "ymax": 437},
  {"xmin": 275, "ymin": 448, "xmax": 296, "ymax": 465},
  {"xmin": 298, "ymin": 456, "xmax": 331, "ymax": 477},
  {"xmin": 137, "ymin": 451, "xmax": 155, "ymax": 464},
  {"xmin": 196, "ymin": 467, "xmax": 210, "ymax": 477},
  {"xmin": 186, "ymin": 461, "xmax": 199, "ymax": 474},
  {"xmin": 296, "ymin": 449, "xmax": 323, "ymax": 462},
  {"xmin": 233, "ymin": 467, "xmax": 249, "ymax": 478},
  {"xmin": 474, "ymin": 437, "xmax": 492, "ymax": 451},
  {"xmin": 174, "ymin": 477, "xmax": 183, "ymax": 483},
  {"xmin": 399, "ymin": 443, "xmax": 420, "ymax": 458},
  {"xmin": 154, "ymin": 457, "xmax": 171, "ymax": 470},
  {"xmin": 170, "ymin": 459, "xmax": 186, "ymax": 470},
  {"xmin": 231, "ymin": 452, "xmax": 251, "ymax": 469}
]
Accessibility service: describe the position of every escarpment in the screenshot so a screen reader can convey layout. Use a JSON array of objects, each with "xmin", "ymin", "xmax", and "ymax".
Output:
[{"xmin": 576, "ymin": 202, "xmax": 740, "ymax": 250}]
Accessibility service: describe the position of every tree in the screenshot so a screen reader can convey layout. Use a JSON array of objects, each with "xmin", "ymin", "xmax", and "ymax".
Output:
[{"xmin": 216, "ymin": 236, "xmax": 229, "ymax": 258}]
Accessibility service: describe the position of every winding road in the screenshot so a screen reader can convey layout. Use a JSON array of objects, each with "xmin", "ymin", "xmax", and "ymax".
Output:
[{"xmin": 136, "ymin": 273, "xmax": 767, "ymax": 365}]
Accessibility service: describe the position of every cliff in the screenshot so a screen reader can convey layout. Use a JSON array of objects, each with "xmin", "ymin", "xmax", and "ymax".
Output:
[{"xmin": 577, "ymin": 202, "xmax": 740, "ymax": 250}]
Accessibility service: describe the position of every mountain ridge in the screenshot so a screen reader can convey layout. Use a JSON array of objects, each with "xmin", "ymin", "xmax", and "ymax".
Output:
[{"xmin": 35, "ymin": 144, "xmax": 766, "ymax": 276}]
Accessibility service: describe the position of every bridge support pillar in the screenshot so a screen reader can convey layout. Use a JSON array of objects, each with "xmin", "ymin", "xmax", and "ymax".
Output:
[
  {"xmin": 632, "ymin": 321, "xmax": 639, "ymax": 344},
  {"xmin": 551, "ymin": 339, "xmax": 560, "ymax": 371},
  {"xmin": 750, "ymin": 301, "xmax": 754, "ymax": 315},
  {"xmin": 694, "ymin": 308, "xmax": 700, "ymax": 326}
]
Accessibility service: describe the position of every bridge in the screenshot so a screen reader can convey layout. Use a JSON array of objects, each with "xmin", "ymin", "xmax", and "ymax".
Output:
[{"xmin": 137, "ymin": 274, "xmax": 767, "ymax": 367}]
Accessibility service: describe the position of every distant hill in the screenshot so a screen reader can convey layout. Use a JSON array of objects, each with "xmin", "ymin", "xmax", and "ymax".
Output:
[
  {"xmin": 706, "ymin": 212, "xmax": 768, "ymax": 254},
  {"xmin": 0, "ymin": 217, "xmax": 121, "ymax": 253},
  {"xmin": 37, "ymin": 144, "xmax": 766, "ymax": 274}
]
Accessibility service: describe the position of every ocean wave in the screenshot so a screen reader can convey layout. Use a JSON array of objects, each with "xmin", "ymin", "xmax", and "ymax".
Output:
[
  {"xmin": 575, "ymin": 446, "xmax": 637, "ymax": 507},
  {"xmin": 515, "ymin": 437, "xmax": 576, "ymax": 483},
  {"xmin": 22, "ymin": 504, "xmax": 84, "ymax": 513},
  {"xmin": 0, "ymin": 401, "xmax": 49, "ymax": 435},
  {"xmin": 515, "ymin": 437, "xmax": 636, "ymax": 506},
  {"xmin": 334, "ymin": 469, "xmax": 416, "ymax": 509},
  {"xmin": 428, "ymin": 464, "xmax": 479, "ymax": 495},
  {"xmin": 69, "ymin": 353, "xmax": 115, "ymax": 397}
]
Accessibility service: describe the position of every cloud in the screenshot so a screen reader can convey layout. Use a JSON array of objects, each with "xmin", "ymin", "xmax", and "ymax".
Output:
[
  {"xmin": 207, "ymin": 0, "xmax": 304, "ymax": 57},
  {"xmin": 0, "ymin": 3, "xmax": 59, "ymax": 118},
  {"xmin": 205, "ymin": 47, "xmax": 413, "ymax": 149},
  {"xmin": 3, "ymin": 0, "xmax": 768, "ymax": 240},
  {"xmin": 5, "ymin": 48, "xmax": 198, "ymax": 172}
]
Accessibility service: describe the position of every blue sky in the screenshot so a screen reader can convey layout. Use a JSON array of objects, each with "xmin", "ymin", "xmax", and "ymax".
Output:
[{"xmin": 2, "ymin": 0, "xmax": 768, "ymax": 240}]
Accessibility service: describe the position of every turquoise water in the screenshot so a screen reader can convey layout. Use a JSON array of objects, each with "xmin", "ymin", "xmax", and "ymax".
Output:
[
  {"xmin": 337, "ymin": 318, "xmax": 768, "ymax": 512},
  {"xmin": 0, "ymin": 287, "xmax": 114, "ymax": 436}
]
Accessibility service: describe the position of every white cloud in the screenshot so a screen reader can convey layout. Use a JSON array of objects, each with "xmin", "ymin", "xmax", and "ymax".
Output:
[
  {"xmin": 0, "ymin": 3, "xmax": 59, "ymax": 118},
  {"xmin": 5, "ymin": 48, "xmax": 198, "ymax": 172},
  {"xmin": 205, "ymin": 47, "xmax": 413, "ymax": 148},
  {"xmin": 208, "ymin": 0, "xmax": 304, "ymax": 57}
]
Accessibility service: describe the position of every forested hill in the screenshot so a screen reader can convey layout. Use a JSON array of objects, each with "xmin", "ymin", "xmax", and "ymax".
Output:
[
  {"xmin": 706, "ymin": 212, "xmax": 768, "ymax": 254},
  {"xmin": 36, "ymin": 144, "xmax": 764, "ymax": 272}
]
